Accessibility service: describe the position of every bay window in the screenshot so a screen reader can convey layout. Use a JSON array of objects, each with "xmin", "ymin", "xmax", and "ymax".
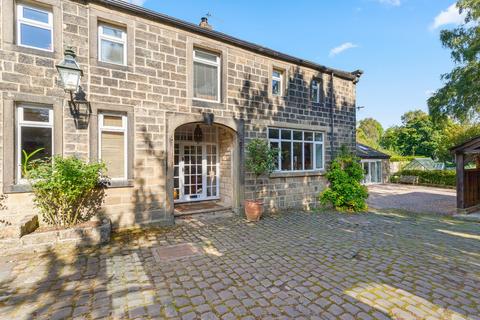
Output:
[
  {"xmin": 16, "ymin": 105, "xmax": 53, "ymax": 182},
  {"xmin": 268, "ymin": 128, "xmax": 324, "ymax": 172},
  {"xmin": 98, "ymin": 113, "xmax": 128, "ymax": 179},
  {"xmin": 193, "ymin": 49, "xmax": 221, "ymax": 102}
]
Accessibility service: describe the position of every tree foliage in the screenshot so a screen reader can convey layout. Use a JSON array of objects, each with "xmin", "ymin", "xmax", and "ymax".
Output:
[
  {"xmin": 245, "ymin": 139, "xmax": 277, "ymax": 201},
  {"xmin": 428, "ymin": 0, "xmax": 480, "ymax": 122},
  {"xmin": 380, "ymin": 110, "xmax": 441, "ymax": 157},
  {"xmin": 436, "ymin": 122, "xmax": 480, "ymax": 161},
  {"xmin": 357, "ymin": 118, "xmax": 384, "ymax": 148},
  {"xmin": 319, "ymin": 149, "xmax": 368, "ymax": 213}
]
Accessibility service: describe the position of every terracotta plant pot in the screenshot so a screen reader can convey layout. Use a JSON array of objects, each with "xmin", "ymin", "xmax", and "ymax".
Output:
[{"xmin": 244, "ymin": 200, "xmax": 264, "ymax": 222}]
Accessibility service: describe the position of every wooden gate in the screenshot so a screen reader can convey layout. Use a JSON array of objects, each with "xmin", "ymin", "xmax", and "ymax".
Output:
[{"xmin": 464, "ymin": 169, "xmax": 480, "ymax": 208}]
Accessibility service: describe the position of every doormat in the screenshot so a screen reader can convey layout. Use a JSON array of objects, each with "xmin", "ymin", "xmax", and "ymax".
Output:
[{"xmin": 152, "ymin": 243, "xmax": 204, "ymax": 263}]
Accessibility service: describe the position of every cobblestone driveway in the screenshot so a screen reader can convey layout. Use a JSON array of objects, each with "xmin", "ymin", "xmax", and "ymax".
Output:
[{"xmin": 1, "ymin": 211, "xmax": 479, "ymax": 320}]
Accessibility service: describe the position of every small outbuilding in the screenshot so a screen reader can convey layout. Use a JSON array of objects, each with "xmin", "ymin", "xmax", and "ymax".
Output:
[
  {"xmin": 451, "ymin": 136, "xmax": 480, "ymax": 213},
  {"xmin": 356, "ymin": 143, "xmax": 391, "ymax": 184}
]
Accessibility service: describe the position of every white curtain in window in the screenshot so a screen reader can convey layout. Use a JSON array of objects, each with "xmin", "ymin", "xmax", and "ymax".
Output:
[
  {"xmin": 194, "ymin": 62, "xmax": 218, "ymax": 101},
  {"xmin": 101, "ymin": 131, "xmax": 124, "ymax": 178}
]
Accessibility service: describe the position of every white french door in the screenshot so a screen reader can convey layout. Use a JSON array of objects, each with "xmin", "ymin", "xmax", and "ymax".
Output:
[
  {"xmin": 174, "ymin": 142, "xmax": 219, "ymax": 203},
  {"xmin": 361, "ymin": 160, "xmax": 383, "ymax": 184}
]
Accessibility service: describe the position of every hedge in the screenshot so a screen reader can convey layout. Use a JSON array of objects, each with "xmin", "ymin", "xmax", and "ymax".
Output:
[{"xmin": 391, "ymin": 169, "xmax": 456, "ymax": 187}]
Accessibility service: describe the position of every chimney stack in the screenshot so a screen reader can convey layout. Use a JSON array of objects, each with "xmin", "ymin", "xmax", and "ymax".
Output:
[{"xmin": 199, "ymin": 17, "xmax": 212, "ymax": 30}]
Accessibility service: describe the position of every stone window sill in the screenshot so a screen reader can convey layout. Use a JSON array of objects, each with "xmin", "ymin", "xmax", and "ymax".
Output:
[
  {"xmin": 3, "ymin": 184, "xmax": 32, "ymax": 194},
  {"xmin": 269, "ymin": 171, "xmax": 325, "ymax": 179},
  {"xmin": 95, "ymin": 60, "xmax": 130, "ymax": 72},
  {"xmin": 109, "ymin": 179, "xmax": 134, "ymax": 188},
  {"xmin": 6, "ymin": 44, "xmax": 56, "ymax": 59},
  {"xmin": 192, "ymin": 98, "xmax": 224, "ymax": 109},
  {"xmin": 3, "ymin": 180, "xmax": 133, "ymax": 194}
]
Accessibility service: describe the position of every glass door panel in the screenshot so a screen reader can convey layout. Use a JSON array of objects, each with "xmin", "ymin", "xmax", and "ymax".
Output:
[{"xmin": 174, "ymin": 142, "xmax": 219, "ymax": 202}]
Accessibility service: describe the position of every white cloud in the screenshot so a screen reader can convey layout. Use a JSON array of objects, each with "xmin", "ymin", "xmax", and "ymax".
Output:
[
  {"xmin": 431, "ymin": 3, "xmax": 467, "ymax": 30},
  {"xmin": 123, "ymin": 0, "xmax": 146, "ymax": 6},
  {"xmin": 329, "ymin": 42, "xmax": 358, "ymax": 57},
  {"xmin": 378, "ymin": 0, "xmax": 401, "ymax": 6}
]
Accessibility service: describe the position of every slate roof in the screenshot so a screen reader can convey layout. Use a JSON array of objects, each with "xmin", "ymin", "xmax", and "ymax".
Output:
[{"xmin": 356, "ymin": 144, "xmax": 391, "ymax": 160}]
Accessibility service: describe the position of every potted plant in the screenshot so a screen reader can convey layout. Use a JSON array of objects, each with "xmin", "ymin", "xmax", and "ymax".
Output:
[{"xmin": 244, "ymin": 138, "xmax": 277, "ymax": 222}]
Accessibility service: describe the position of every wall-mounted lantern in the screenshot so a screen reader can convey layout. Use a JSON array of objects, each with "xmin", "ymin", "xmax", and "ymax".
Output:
[
  {"xmin": 194, "ymin": 124, "xmax": 203, "ymax": 143},
  {"xmin": 56, "ymin": 48, "xmax": 91, "ymax": 128},
  {"xmin": 203, "ymin": 113, "xmax": 214, "ymax": 126}
]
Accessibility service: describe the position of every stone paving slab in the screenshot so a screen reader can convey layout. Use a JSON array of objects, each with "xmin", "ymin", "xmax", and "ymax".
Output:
[{"xmin": 0, "ymin": 211, "xmax": 479, "ymax": 319}]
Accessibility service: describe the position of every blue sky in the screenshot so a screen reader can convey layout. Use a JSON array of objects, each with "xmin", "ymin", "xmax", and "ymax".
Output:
[{"xmin": 130, "ymin": 0, "xmax": 465, "ymax": 129}]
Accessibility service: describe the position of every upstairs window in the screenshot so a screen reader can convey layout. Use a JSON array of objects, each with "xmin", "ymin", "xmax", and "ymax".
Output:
[
  {"xmin": 272, "ymin": 69, "xmax": 284, "ymax": 96},
  {"xmin": 311, "ymin": 79, "xmax": 321, "ymax": 103},
  {"xmin": 193, "ymin": 49, "xmax": 221, "ymax": 102},
  {"xmin": 98, "ymin": 23, "xmax": 127, "ymax": 65},
  {"xmin": 16, "ymin": 3, "xmax": 53, "ymax": 51},
  {"xmin": 98, "ymin": 113, "xmax": 128, "ymax": 179},
  {"xmin": 16, "ymin": 105, "xmax": 53, "ymax": 182}
]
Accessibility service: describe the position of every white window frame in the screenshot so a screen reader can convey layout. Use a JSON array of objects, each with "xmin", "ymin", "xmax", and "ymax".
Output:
[
  {"xmin": 16, "ymin": 105, "xmax": 54, "ymax": 184},
  {"xmin": 268, "ymin": 128, "xmax": 325, "ymax": 172},
  {"xmin": 98, "ymin": 23, "xmax": 127, "ymax": 66},
  {"xmin": 272, "ymin": 69, "xmax": 283, "ymax": 96},
  {"xmin": 193, "ymin": 49, "xmax": 221, "ymax": 103},
  {"xmin": 98, "ymin": 113, "xmax": 128, "ymax": 180},
  {"xmin": 361, "ymin": 160, "xmax": 383, "ymax": 185},
  {"xmin": 16, "ymin": 3, "xmax": 53, "ymax": 52},
  {"xmin": 311, "ymin": 79, "xmax": 320, "ymax": 103}
]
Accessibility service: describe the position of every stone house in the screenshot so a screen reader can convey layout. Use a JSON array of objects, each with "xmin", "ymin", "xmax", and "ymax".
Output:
[{"xmin": 0, "ymin": 0, "xmax": 362, "ymax": 229}]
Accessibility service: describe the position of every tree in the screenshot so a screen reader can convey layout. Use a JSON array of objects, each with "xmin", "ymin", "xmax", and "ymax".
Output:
[
  {"xmin": 436, "ymin": 122, "xmax": 480, "ymax": 162},
  {"xmin": 357, "ymin": 118, "xmax": 384, "ymax": 148},
  {"xmin": 428, "ymin": 0, "xmax": 480, "ymax": 122},
  {"xmin": 381, "ymin": 126, "xmax": 401, "ymax": 153},
  {"xmin": 380, "ymin": 110, "xmax": 440, "ymax": 158}
]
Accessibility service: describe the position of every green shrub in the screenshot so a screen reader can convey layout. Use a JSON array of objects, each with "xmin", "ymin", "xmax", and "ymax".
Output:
[
  {"xmin": 392, "ymin": 169, "xmax": 456, "ymax": 186},
  {"xmin": 26, "ymin": 155, "xmax": 110, "ymax": 227},
  {"xmin": 245, "ymin": 139, "xmax": 277, "ymax": 200},
  {"xmin": 319, "ymin": 152, "xmax": 368, "ymax": 212}
]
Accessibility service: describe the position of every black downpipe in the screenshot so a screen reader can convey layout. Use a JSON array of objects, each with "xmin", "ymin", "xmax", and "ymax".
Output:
[{"xmin": 330, "ymin": 72, "xmax": 335, "ymax": 162}]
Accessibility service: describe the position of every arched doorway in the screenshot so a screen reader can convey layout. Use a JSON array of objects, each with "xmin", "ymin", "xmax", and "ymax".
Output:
[{"xmin": 165, "ymin": 113, "xmax": 244, "ymax": 217}]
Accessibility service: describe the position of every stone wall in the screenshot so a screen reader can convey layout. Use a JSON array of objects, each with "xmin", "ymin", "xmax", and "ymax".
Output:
[
  {"xmin": 0, "ymin": 0, "xmax": 358, "ymax": 228},
  {"xmin": 218, "ymin": 127, "xmax": 233, "ymax": 207}
]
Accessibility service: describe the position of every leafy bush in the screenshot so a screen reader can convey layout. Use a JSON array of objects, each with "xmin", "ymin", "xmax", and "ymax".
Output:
[
  {"xmin": 391, "ymin": 169, "xmax": 456, "ymax": 187},
  {"xmin": 245, "ymin": 139, "xmax": 277, "ymax": 200},
  {"xmin": 319, "ymin": 152, "xmax": 368, "ymax": 212},
  {"xmin": 26, "ymin": 156, "xmax": 110, "ymax": 227}
]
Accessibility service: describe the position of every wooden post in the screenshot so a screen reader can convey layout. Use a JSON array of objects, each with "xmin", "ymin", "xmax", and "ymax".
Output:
[{"xmin": 456, "ymin": 152, "xmax": 465, "ymax": 210}]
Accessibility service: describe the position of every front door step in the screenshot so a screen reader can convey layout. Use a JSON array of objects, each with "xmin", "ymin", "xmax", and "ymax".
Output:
[
  {"xmin": 174, "ymin": 201, "xmax": 231, "ymax": 216},
  {"xmin": 174, "ymin": 201, "xmax": 234, "ymax": 224}
]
